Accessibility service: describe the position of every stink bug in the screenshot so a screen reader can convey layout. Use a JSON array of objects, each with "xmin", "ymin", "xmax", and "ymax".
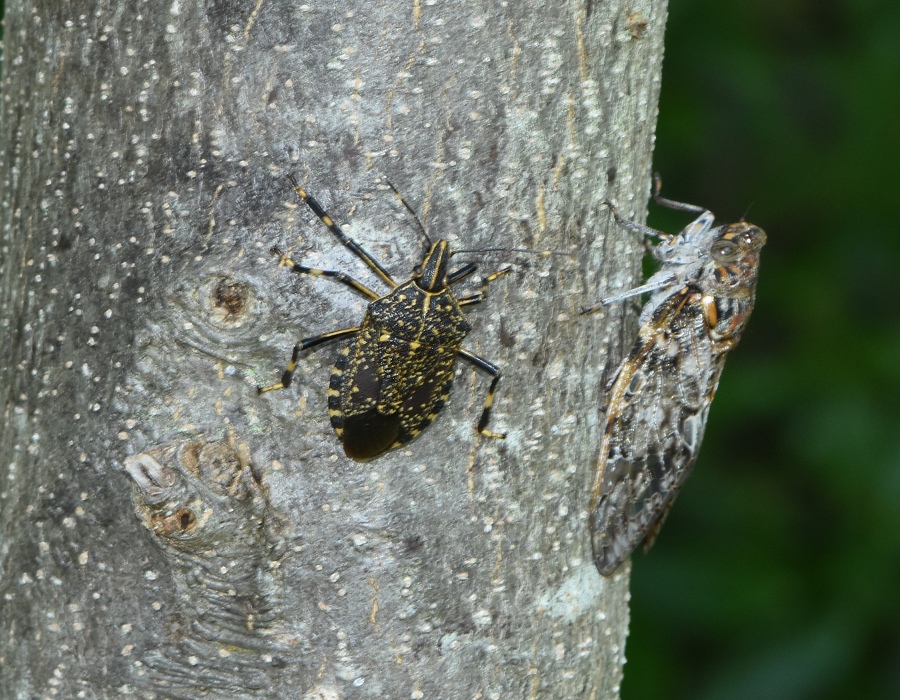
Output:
[
  {"xmin": 259, "ymin": 175, "xmax": 510, "ymax": 462},
  {"xmin": 581, "ymin": 176, "xmax": 766, "ymax": 576}
]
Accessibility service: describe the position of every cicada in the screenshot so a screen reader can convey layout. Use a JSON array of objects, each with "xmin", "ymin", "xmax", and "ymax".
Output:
[{"xmin": 581, "ymin": 178, "xmax": 766, "ymax": 576}]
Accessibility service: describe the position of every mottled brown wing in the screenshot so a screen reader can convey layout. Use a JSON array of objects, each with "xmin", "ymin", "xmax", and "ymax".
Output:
[{"xmin": 590, "ymin": 289, "xmax": 727, "ymax": 576}]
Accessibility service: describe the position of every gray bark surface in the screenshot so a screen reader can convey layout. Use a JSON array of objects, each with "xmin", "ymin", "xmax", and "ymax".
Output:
[{"xmin": 0, "ymin": 0, "xmax": 667, "ymax": 697}]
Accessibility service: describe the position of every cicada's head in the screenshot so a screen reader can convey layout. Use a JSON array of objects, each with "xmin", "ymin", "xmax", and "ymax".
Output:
[{"xmin": 705, "ymin": 222, "xmax": 766, "ymax": 297}]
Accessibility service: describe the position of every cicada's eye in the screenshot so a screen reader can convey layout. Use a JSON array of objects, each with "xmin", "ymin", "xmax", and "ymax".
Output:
[{"xmin": 710, "ymin": 239, "xmax": 741, "ymax": 262}]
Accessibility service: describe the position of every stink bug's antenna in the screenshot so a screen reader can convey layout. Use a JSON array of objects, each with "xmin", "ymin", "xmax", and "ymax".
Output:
[
  {"xmin": 385, "ymin": 180, "xmax": 432, "ymax": 248},
  {"xmin": 452, "ymin": 247, "xmax": 574, "ymax": 257},
  {"xmin": 382, "ymin": 178, "xmax": 572, "ymax": 259},
  {"xmin": 456, "ymin": 219, "xmax": 573, "ymax": 258}
]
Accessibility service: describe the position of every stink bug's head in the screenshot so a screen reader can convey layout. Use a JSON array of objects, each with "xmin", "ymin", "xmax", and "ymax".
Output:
[
  {"xmin": 413, "ymin": 239, "xmax": 452, "ymax": 292},
  {"xmin": 707, "ymin": 222, "xmax": 767, "ymax": 296}
]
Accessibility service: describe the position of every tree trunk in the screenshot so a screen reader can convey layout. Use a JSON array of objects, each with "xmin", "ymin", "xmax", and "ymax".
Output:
[{"xmin": 0, "ymin": 0, "xmax": 667, "ymax": 697}]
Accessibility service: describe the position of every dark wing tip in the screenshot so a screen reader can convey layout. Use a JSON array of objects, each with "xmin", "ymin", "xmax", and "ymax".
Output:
[
  {"xmin": 590, "ymin": 490, "xmax": 634, "ymax": 577},
  {"xmin": 591, "ymin": 529, "xmax": 629, "ymax": 577},
  {"xmin": 594, "ymin": 558, "xmax": 624, "ymax": 578},
  {"xmin": 341, "ymin": 410, "xmax": 402, "ymax": 462}
]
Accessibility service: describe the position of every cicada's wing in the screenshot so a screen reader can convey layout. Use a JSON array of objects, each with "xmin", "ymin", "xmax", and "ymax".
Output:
[{"xmin": 590, "ymin": 288, "xmax": 726, "ymax": 576}]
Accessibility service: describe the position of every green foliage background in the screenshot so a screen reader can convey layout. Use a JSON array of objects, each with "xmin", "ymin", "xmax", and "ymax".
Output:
[{"xmin": 625, "ymin": 1, "xmax": 900, "ymax": 699}]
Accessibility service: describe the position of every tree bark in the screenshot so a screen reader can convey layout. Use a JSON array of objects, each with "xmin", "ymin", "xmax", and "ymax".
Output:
[{"xmin": 0, "ymin": 0, "xmax": 667, "ymax": 697}]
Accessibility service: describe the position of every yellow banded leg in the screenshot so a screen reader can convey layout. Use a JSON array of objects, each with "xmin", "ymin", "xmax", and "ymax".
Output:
[
  {"xmin": 286, "ymin": 174, "xmax": 398, "ymax": 290},
  {"xmin": 457, "ymin": 268, "xmax": 513, "ymax": 307},
  {"xmin": 258, "ymin": 327, "xmax": 359, "ymax": 395},
  {"xmin": 446, "ymin": 261, "xmax": 478, "ymax": 286},
  {"xmin": 269, "ymin": 246, "xmax": 380, "ymax": 300},
  {"xmin": 457, "ymin": 348, "xmax": 505, "ymax": 439}
]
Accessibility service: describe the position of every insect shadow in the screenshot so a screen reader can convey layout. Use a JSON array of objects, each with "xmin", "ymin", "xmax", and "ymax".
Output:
[{"xmin": 259, "ymin": 175, "xmax": 513, "ymax": 462}]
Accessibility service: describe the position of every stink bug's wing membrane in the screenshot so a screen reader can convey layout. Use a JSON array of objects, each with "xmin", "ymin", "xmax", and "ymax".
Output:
[
  {"xmin": 591, "ymin": 291, "xmax": 725, "ymax": 575},
  {"xmin": 335, "ymin": 338, "xmax": 403, "ymax": 462}
]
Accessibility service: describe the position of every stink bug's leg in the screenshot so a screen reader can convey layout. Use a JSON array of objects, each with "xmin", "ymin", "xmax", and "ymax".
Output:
[
  {"xmin": 457, "ymin": 268, "xmax": 513, "ymax": 307},
  {"xmin": 650, "ymin": 173, "xmax": 707, "ymax": 215},
  {"xmin": 269, "ymin": 246, "xmax": 380, "ymax": 300},
  {"xmin": 446, "ymin": 262, "xmax": 478, "ymax": 286},
  {"xmin": 258, "ymin": 327, "xmax": 360, "ymax": 395},
  {"xmin": 456, "ymin": 349, "xmax": 506, "ymax": 439},
  {"xmin": 287, "ymin": 174, "xmax": 398, "ymax": 290}
]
